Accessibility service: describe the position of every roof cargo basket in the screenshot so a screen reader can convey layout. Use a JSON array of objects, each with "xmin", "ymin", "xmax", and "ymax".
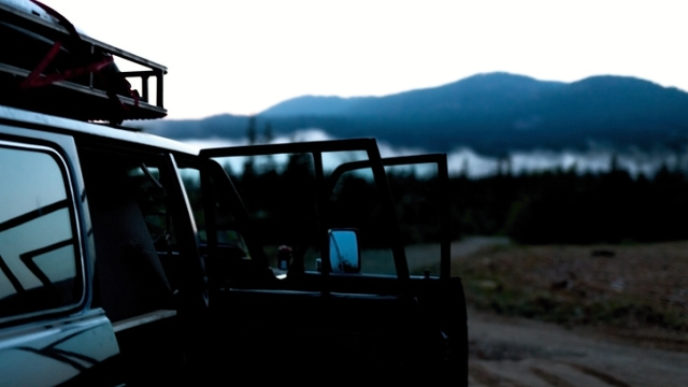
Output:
[{"xmin": 0, "ymin": 0, "xmax": 167, "ymax": 124}]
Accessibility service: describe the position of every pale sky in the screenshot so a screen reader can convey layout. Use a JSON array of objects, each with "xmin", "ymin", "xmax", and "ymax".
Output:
[{"xmin": 48, "ymin": 0, "xmax": 688, "ymax": 119}]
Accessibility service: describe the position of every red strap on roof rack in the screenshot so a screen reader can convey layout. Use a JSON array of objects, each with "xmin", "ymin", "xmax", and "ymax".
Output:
[
  {"xmin": 20, "ymin": 41, "xmax": 114, "ymax": 89},
  {"xmin": 22, "ymin": 0, "xmax": 143, "ymax": 122},
  {"xmin": 21, "ymin": 0, "xmax": 113, "ymax": 89},
  {"xmin": 6, "ymin": 0, "xmax": 159, "ymax": 122}
]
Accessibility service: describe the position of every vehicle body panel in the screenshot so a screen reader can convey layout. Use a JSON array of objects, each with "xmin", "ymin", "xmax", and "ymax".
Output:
[
  {"xmin": 0, "ymin": 310, "xmax": 119, "ymax": 386},
  {"xmin": 0, "ymin": 118, "xmax": 120, "ymax": 385}
]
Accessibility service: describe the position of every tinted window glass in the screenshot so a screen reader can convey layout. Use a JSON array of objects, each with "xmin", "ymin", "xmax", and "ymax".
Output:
[
  {"xmin": 329, "ymin": 167, "xmax": 396, "ymax": 275},
  {"xmin": 0, "ymin": 144, "xmax": 81, "ymax": 319},
  {"xmin": 213, "ymin": 153, "xmax": 319, "ymax": 271},
  {"xmin": 385, "ymin": 164, "xmax": 443, "ymax": 276},
  {"xmin": 80, "ymin": 152, "xmax": 178, "ymax": 321}
]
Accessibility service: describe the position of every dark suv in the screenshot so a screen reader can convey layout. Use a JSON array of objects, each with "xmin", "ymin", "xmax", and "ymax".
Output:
[{"xmin": 0, "ymin": 1, "xmax": 468, "ymax": 384}]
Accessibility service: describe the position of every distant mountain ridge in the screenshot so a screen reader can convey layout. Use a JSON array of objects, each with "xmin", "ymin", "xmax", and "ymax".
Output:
[
  {"xmin": 142, "ymin": 72, "xmax": 688, "ymax": 154},
  {"xmin": 262, "ymin": 73, "xmax": 564, "ymax": 118}
]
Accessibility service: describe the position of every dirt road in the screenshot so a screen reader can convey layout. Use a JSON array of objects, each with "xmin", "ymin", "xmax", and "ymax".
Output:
[
  {"xmin": 446, "ymin": 237, "xmax": 688, "ymax": 386},
  {"xmin": 467, "ymin": 308, "xmax": 688, "ymax": 387}
]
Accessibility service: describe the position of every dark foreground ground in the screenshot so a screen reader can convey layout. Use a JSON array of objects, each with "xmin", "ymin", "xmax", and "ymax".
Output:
[
  {"xmin": 449, "ymin": 238, "xmax": 688, "ymax": 386},
  {"xmin": 467, "ymin": 307, "xmax": 688, "ymax": 387}
]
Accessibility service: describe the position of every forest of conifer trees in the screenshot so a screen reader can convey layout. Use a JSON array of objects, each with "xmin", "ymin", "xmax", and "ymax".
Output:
[{"xmin": 212, "ymin": 151, "xmax": 688, "ymax": 246}]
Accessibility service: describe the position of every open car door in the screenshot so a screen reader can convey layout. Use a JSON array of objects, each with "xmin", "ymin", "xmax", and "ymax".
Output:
[
  {"xmin": 328, "ymin": 152, "xmax": 468, "ymax": 382},
  {"xmin": 187, "ymin": 139, "xmax": 466, "ymax": 382}
]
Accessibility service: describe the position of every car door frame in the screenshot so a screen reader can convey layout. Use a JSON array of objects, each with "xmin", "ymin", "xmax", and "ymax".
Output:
[
  {"xmin": 327, "ymin": 153, "xmax": 452, "ymax": 281},
  {"xmin": 200, "ymin": 138, "xmax": 411, "ymax": 287}
]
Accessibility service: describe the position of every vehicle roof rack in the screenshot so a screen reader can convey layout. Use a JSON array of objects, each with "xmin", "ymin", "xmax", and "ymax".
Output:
[{"xmin": 0, "ymin": 0, "xmax": 167, "ymax": 124}]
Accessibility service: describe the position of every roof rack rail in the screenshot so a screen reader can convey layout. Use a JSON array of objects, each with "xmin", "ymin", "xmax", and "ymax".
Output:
[{"xmin": 0, "ymin": 0, "xmax": 167, "ymax": 124}]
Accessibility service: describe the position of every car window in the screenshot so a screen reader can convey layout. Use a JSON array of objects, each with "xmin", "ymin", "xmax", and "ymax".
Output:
[
  {"xmin": 79, "ymin": 150, "xmax": 178, "ymax": 321},
  {"xmin": 208, "ymin": 146, "xmax": 402, "ymax": 277},
  {"xmin": 328, "ymin": 166, "xmax": 396, "ymax": 275},
  {"xmin": 0, "ymin": 143, "xmax": 82, "ymax": 320},
  {"xmin": 385, "ymin": 163, "xmax": 443, "ymax": 277},
  {"xmin": 212, "ymin": 153, "xmax": 320, "ymax": 271}
]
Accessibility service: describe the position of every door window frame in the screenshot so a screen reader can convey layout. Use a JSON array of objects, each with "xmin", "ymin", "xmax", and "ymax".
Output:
[
  {"xmin": 0, "ymin": 139, "xmax": 85, "ymax": 326},
  {"xmin": 201, "ymin": 138, "xmax": 410, "ymax": 284}
]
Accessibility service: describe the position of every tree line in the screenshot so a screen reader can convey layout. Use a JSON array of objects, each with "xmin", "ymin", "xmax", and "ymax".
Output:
[
  {"xmin": 227, "ymin": 153, "xmax": 688, "ymax": 246},
  {"xmin": 451, "ymin": 165, "xmax": 688, "ymax": 244}
]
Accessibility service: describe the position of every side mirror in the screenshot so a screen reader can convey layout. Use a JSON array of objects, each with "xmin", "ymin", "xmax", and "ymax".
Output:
[{"xmin": 328, "ymin": 229, "xmax": 360, "ymax": 273}]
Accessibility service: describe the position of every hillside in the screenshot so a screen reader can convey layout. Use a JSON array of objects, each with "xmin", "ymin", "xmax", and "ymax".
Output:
[{"xmin": 142, "ymin": 72, "xmax": 688, "ymax": 154}]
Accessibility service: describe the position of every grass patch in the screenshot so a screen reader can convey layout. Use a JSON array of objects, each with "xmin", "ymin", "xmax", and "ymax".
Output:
[{"xmin": 454, "ymin": 241, "xmax": 688, "ymax": 333}]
